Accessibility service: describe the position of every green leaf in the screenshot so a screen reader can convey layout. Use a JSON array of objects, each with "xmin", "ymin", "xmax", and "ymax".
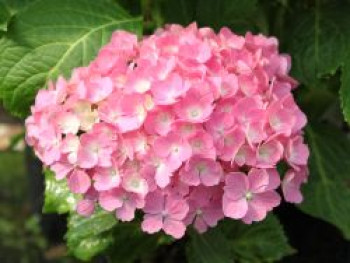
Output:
[
  {"xmin": 43, "ymin": 169, "xmax": 79, "ymax": 214},
  {"xmin": 300, "ymin": 124, "xmax": 350, "ymax": 239},
  {"xmin": 187, "ymin": 228, "xmax": 233, "ymax": 263},
  {"xmin": 108, "ymin": 222, "xmax": 166, "ymax": 263},
  {"xmin": 287, "ymin": 3, "xmax": 350, "ymax": 86},
  {"xmin": 117, "ymin": 0, "xmax": 142, "ymax": 16},
  {"xmin": 0, "ymin": 0, "xmax": 142, "ymax": 118},
  {"xmin": 0, "ymin": 0, "xmax": 36, "ymax": 31},
  {"xmin": 340, "ymin": 53, "xmax": 350, "ymax": 124},
  {"xmin": 66, "ymin": 209, "xmax": 117, "ymax": 261},
  {"xmin": 223, "ymin": 215, "xmax": 294, "ymax": 263},
  {"xmin": 0, "ymin": 2, "xmax": 11, "ymax": 31},
  {"xmin": 0, "ymin": 0, "xmax": 36, "ymax": 15},
  {"xmin": 196, "ymin": 0, "xmax": 266, "ymax": 34},
  {"xmin": 160, "ymin": 0, "xmax": 266, "ymax": 34},
  {"xmin": 69, "ymin": 235, "xmax": 114, "ymax": 261},
  {"xmin": 187, "ymin": 215, "xmax": 293, "ymax": 263},
  {"xmin": 0, "ymin": 38, "xmax": 30, "ymax": 98},
  {"xmin": 160, "ymin": 0, "xmax": 197, "ymax": 26}
]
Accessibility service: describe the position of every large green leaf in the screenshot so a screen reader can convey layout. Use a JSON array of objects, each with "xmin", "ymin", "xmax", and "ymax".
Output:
[
  {"xmin": 0, "ymin": 0, "xmax": 36, "ymax": 14},
  {"xmin": 224, "ymin": 215, "xmax": 294, "ymax": 263},
  {"xmin": 66, "ymin": 209, "xmax": 117, "ymax": 261},
  {"xmin": 108, "ymin": 222, "xmax": 167, "ymax": 263},
  {"xmin": 340, "ymin": 53, "xmax": 350, "ymax": 124},
  {"xmin": 0, "ymin": 0, "xmax": 142, "ymax": 118},
  {"xmin": 287, "ymin": 3, "xmax": 350, "ymax": 86},
  {"xmin": 187, "ymin": 215, "xmax": 293, "ymax": 263},
  {"xmin": 43, "ymin": 169, "xmax": 79, "ymax": 214},
  {"xmin": 187, "ymin": 228, "xmax": 233, "ymax": 263},
  {"xmin": 0, "ymin": 2, "xmax": 10, "ymax": 31},
  {"xmin": 300, "ymin": 124, "xmax": 350, "ymax": 239},
  {"xmin": 0, "ymin": 0, "xmax": 36, "ymax": 31}
]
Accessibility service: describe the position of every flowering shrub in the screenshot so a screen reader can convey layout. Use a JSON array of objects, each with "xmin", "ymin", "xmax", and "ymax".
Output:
[{"xmin": 25, "ymin": 23, "xmax": 309, "ymax": 238}]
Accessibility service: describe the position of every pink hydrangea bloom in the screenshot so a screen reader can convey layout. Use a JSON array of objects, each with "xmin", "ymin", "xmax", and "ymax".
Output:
[
  {"xmin": 223, "ymin": 169, "xmax": 281, "ymax": 224},
  {"xmin": 77, "ymin": 130, "xmax": 115, "ymax": 169},
  {"xmin": 153, "ymin": 132, "xmax": 192, "ymax": 169},
  {"xmin": 68, "ymin": 169, "xmax": 91, "ymax": 194},
  {"xmin": 99, "ymin": 188, "xmax": 145, "ymax": 221},
  {"xmin": 93, "ymin": 166, "xmax": 121, "ymax": 191},
  {"xmin": 285, "ymin": 136, "xmax": 309, "ymax": 170},
  {"xmin": 141, "ymin": 190, "xmax": 189, "ymax": 238},
  {"xmin": 185, "ymin": 186, "xmax": 224, "ymax": 233},
  {"xmin": 26, "ymin": 23, "xmax": 309, "ymax": 239},
  {"xmin": 98, "ymin": 92, "xmax": 147, "ymax": 133},
  {"xmin": 282, "ymin": 168, "xmax": 308, "ymax": 203},
  {"xmin": 179, "ymin": 157, "xmax": 223, "ymax": 186},
  {"xmin": 144, "ymin": 107, "xmax": 175, "ymax": 136}
]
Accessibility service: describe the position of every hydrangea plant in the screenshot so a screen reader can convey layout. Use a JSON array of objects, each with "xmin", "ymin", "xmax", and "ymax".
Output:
[{"xmin": 26, "ymin": 24, "xmax": 309, "ymax": 240}]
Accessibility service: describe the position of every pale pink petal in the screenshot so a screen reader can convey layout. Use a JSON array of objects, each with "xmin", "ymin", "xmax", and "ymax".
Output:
[
  {"xmin": 241, "ymin": 204, "xmax": 266, "ymax": 224},
  {"xmin": 269, "ymin": 108, "xmax": 295, "ymax": 136},
  {"xmin": 282, "ymin": 169, "xmax": 307, "ymax": 203},
  {"xmin": 188, "ymin": 130, "xmax": 216, "ymax": 159},
  {"xmin": 285, "ymin": 136, "xmax": 309, "ymax": 169},
  {"xmin": 155, "ymin": 166, "xmax": 172, "ymax": 188},
  {"xmin": 245, "ymin": 121, "xmax": 267, "ymax": 146},
  {"xmin": 238, "ymin": 74, "xmax": 258, "ymax": 96},
  {"xmin": 163, "ymin": 219, "xmax": 186, "ymax": 238},
  {"xmin": 242, "ymin": 191, "xmax": 280, "ymax": 223},
  {"xmin": 143, "ymin": 190, "xmax": 165, "ymax": 214},
  {"xmin": 265, "ymin": 168, "xmax": 281, "ymax": 190},
  {"xmin": 223, "ymin": 196, "xmax": 248, "ymax": 219},
  {"xmin": 252, "ymin": 191, "xmax": 281, "ymax": 213},
  {"xmin": 116, "ymin": 202, "xmax": 136, "ymax": 221},
  {"xmin": 77, "ymin": 199, "xmax": 95, "ymax": 217},
  {"xmin": 86, "ymin": 76, "xmax": 114, "ymax": 103},
  {"xmin": 99, "ymin": 190, "xmax": 123, "ymax": 211},
  {"xmin": 68, "ymin": 170, "xmax": 91, "ymax": 194},
  {"xmin": 122, "ymin": 173, "xmax": 149, "ymax": 195},
  {"xmin": 217, "ymin": 127, "xmax": 245, "ymax": 161},
  {"xmin": 257, "ymin": 140, "xmax": 284, "ymax": 168},
  {"xmin": 50, "ymin": 161, "xmax": 73, "ymax": 180},
  {"xmin": 166, "ymin": 196, "xmax": 189, "ymax": 220},
  {"xmin": 248, "ymin": 168, "xmax": 270, "ymax": 193},
  {"xmin": 93, "ymin": 167, "xmax": 120, "ymax": 191},
  {"xmin": 77, "ymin": 147, "xmax": 98, "ymax": 169},
  {"xmin": 224, "ymin": 172, "xmax": 248, "ymax": 200},
  {"xmin": 179, "ymin": 163, "xmax": 200, "ymax": 186},
  {"xmin": 235, "ymin": 144, "xmax": 256, "ymax": 166},
  {"xmin": 144, "ymin": 108, "xmax": 174, "ymax": 136},
  {"xmin": 174, "ymin": 83, "xmax": 214, "ymax": 123},
  {"xmin": 142, "ymin": 214, "xmax": 163, "ymax": 234},
  {"xmin": 202, "ymin": 206, "xmax": 224, "ymax": 227},
  {"xmin": 151, "ymin": 74, "xmax": 188, "ymax": 105},
  {"xmin": 57, "ymin": 112, "xmax": 80, "ymax": 134}
]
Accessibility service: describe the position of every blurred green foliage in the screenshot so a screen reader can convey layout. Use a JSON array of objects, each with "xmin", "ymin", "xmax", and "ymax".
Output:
[{"xmin": 0, "ymin": 151, "xmax": 46, "ymax": 262}]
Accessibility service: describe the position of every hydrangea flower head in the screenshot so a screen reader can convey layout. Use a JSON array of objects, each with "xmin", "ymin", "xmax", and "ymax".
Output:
[{"xmin": 26, "ymin": 23, "xmax": 309, "ymax": 239}]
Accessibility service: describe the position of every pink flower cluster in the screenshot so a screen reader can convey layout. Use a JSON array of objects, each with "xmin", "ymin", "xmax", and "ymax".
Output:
[{"xmin": 26, "ymin": 23, "xmax": 309, "ymax": 239}]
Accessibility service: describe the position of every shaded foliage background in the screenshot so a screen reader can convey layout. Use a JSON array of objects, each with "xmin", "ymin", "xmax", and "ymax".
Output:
[{"xmin": 1, "ymin": 0, "xmax": 350, "ymax": 262}]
